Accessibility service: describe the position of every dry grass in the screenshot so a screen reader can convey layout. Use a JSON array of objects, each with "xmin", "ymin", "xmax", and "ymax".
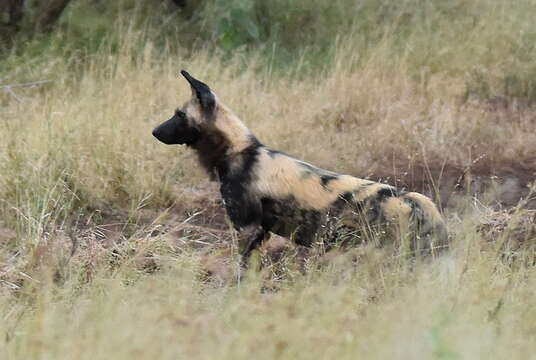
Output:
[
  {"xmin": 1, "ymin": 215, "xmax": 536, "ymax": 360},
  {"xmin": 2, "ymin": 4, "xmax": 536, "ymax": 358}
]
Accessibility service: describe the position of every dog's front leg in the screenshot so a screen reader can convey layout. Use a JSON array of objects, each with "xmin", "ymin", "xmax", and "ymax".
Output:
[
  {"xmin": 220, "ymin": 181, "xmax": 268, "ymax": 267},
  {"xmin": 238, "ymin": 225, "xmax": 267, "ymax": 267}
]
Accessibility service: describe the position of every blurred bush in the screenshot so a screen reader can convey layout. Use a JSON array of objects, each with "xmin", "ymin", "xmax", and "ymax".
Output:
[{"xmin": 3, "ymin": 0, "xmax": 536, "ymax": 102}]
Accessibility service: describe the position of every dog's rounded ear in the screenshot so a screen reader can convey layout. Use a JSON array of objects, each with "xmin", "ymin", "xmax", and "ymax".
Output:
[{"xmin": 180, "ymin": 70, "xmax": 216, "ymax": 118}]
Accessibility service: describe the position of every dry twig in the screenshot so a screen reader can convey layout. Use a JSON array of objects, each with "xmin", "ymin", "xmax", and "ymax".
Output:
[{"xmin": 1, "ymin": 79, "xmax": 52, "ymax": 102}]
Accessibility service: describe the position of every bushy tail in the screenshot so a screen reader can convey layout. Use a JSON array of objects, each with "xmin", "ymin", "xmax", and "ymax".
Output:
[{"xmin": 400, "ymin": 192, "xmax": 449, "ymax": 255}]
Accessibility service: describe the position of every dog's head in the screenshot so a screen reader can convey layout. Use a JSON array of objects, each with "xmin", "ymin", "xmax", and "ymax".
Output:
[{"xmin": 152, "ymin": 70, "xmax": 216, "ymax": 146}]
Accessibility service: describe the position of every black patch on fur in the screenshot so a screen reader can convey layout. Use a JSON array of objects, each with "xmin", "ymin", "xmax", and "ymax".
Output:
[
  {"xmin": 266, "ymin": 149, "xmax": 285, "ymax": 158},
  {"xmin": 330, "ymin": 192, "xmax": 353, "ymax": 210},
  {"xmin": 181, "ymin": 70, "xmax": 216, "ymax": 120},
  {"xmin": 188, "ymin": 126, "xmax": 262, "ymax": 180},
  {"xmin": 401, "ymin": 197, "xmax": 442, "ymax": 254},
  {"xmin": 341, "ymin": 186, "xmax": 396, "ymax": 226},
  {"xmin": 220, "ymin": 186, "xmax": 261, "ymax": 229},
  {"xmin": 219, "ymin": 145, "xmax": 262, "ymax": 228},
  {"xmin": 364, "ymin": 187, "xmax": 397, "ymax": 224},
  {"xmin": 248, "ymin": 135, "xmax": 263, "ymax": 148},
  {"xmin": 320, "ymin": 192, "xmax": 369, "ymax": 247},
  {"xmin": 240, "ymin": 228, "xmax": 268, "ymax": 260},
  {"xmin": 220, "ymin": 143, "xmax": 260, "ymax": 179},
  {"xmin": 190, "ymin": 126, "xmax": 230, "ymax": 178},
  {"xmin": 260, "ymin": 197, "xmax": 323, "ymax": 246},
  {"xmin": 320, "ymin": 174, "xmax": 338, "ymax": 186},
  {"xmin": 294, "ymin": 210, "xmax": 322, "ymax": 246},
  {"xmin": 377, "ymin": 187, "xmax": 398, "ymax": 198},
  {"xmin": 365, "ymin": 198, "xmax": 384, "ymax": 224},
  {"xmin": 403, "ymin": 198, "xmax": 424, "ymax": 226},
  {"xmin": 339, "ymin": 192, "xmax": 354, "ymax": 202}
]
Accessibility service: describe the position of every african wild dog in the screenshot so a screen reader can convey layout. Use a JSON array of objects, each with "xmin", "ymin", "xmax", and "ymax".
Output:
[{"xmin": 152, "ymin": 71, "xmax": 448, "ymax": 263}]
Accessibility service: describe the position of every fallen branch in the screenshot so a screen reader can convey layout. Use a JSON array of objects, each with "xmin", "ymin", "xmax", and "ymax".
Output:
[
  {"xmin": 0, "ymin": 79, "xmax": 52, "ymax": 89},
  {"xmin": 1, "ymin": 80, "xmax": 52, "ymax": 102},
  {"xmin": 3, "ymin": 87, "xmax": 22, "ymax": 102}
]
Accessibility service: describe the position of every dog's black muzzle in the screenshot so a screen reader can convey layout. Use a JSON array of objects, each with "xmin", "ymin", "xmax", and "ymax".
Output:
[{"xmin": 152, "ymin": 113, "xmax": 201, "ymax": 146}]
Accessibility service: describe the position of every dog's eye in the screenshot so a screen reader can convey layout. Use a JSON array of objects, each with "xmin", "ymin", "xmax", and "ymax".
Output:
[{"xmin": 175, "ymin": 110, "xmax": 186, "ymax": 118}]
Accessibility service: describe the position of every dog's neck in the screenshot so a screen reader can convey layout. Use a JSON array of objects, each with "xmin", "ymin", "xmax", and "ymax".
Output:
[
  {"xmin": 192, "ymin": 103, "xmax": 261, "ymax": 179},
  {"xmin": 213, "ymin": 104, "xmax": 254, "ymax": 154},
  {"xmin": 191, "ymin": 126, "xmax": 261, "ymax": 180},
  {"xmin": 190, "ymin": 128, "xmax": 229, "ymax": 179}
]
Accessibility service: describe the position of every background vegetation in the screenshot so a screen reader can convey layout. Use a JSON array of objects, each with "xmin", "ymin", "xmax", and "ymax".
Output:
[{"xmin": 1, "ymin": 0, "xmax": 535, "ymax": 359}]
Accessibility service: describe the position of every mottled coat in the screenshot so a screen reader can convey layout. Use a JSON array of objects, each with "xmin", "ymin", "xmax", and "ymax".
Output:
[{"xmin": 152, "ymin": 71, "xmax": 448, "ymax": 261}]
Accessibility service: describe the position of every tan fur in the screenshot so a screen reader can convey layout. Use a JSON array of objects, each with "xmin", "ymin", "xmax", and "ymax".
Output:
[
  {"xmin": 401, "ymin": 192, "xmax": 443, "ymax": 225},
  {"xmin": 382, "ymin": 197, "xmax": 413, "ymax": 221},
  {"xmin": 353, "ymin": 183, "xmax": 391, "ymax": 202},
  {"xmin": 253, "ymin": 149, "xmax": 371, "ymax": 210},
  {"xmin": 214, "ymin": 103, "xmax": 254, "ymax": 153},
  {"xmin": 327, "ymin": 175, "xmax": 374, "ymax": 194}
]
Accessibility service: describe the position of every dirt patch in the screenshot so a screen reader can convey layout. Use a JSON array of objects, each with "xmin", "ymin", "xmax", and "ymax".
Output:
[
  {"xmin": 478, "ymin": 209, "xmax": 536, "ymax": 250},
  {"xmin": 374, "ymin": 162, "xmax": 535, "ymax": 209},
  {"xmin": 0, "ymin": 227, "xmax": 17, "ymax": 246}
]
